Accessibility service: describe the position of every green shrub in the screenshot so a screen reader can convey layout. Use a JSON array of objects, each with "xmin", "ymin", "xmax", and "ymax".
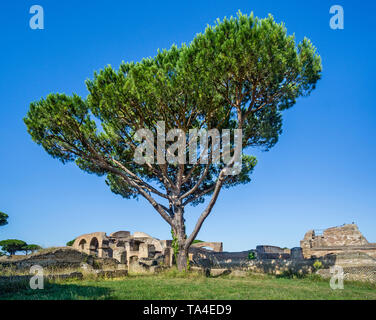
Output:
[
  {"xmin": 66, "ymin": 239, "xmax": 76, "ymax": 246},
  {"xmin": 313, "ymin": 260, "xmax": 323, "ymax": 271},
  {"xmin": 248, "ymin": 252, "xmax": 256, "ymax": 260}
]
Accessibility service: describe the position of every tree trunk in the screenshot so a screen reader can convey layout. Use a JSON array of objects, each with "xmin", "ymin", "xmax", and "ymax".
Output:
[
  {"xmin": 176, "ymin": 246, "xmax": 188, "ymax": 271},
  {"xmin": 173, "ymin": 205, "xmax": 188, "ymax": 271}
]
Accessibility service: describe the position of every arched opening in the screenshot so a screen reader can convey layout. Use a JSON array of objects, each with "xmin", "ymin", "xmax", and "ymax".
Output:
[
  {"xmin": 129, "ymin": 255, "xmax": 138, "ymax": 264},
  {"xmin": 78, "ymin": 239, "xmax": 87, "ymax": 251},
  {"xmin": 89, "ymin": 237, "xmax": 99, "ymax": 256}
]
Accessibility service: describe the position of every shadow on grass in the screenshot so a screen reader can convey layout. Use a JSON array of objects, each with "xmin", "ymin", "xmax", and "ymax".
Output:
[{"xmin": 0, "ymin": 281, "xmax": 113, "ymax": 300}]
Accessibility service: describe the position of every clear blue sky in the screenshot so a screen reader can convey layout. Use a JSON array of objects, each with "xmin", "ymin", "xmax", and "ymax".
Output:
[{"xmin": 1, "ymin": 0, "xmax": 375, "ymax": 251}]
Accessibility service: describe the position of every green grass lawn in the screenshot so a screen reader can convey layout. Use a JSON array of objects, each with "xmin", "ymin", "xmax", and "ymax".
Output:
[{"xmin": 1, "ymin": 272, "xmax": 376, "ymax": 300}]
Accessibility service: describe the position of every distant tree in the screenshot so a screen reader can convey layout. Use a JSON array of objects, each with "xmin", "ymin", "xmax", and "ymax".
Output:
[
  {"xmin": 0, "ymin": 239, "xmax": 27, "ymax": 255},
  {"xmin": 66, "ymin": 239, "xmax": 75, "ymax": 246},
  {"xmin": 0, "ymin": 212, "xmax": 8, "ymax": 227},
  {"xmin": 23, "ymin": 244, "xmax": 42, "ymax": 254},
  {"xmin": 24, "ymin": 12, "xmax": 321, "ymax": 271}
]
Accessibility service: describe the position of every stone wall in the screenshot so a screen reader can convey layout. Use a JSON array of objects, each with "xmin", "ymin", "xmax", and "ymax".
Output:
[
  {"xmin": 189, "ymin": 247, "xmax": 376, "ymax": 282},
  {"xmin": 255, "ymin": 245, "xmax": 291, "ymax": 260},
  {"xmin": 189, "ymin": 247, "xmax": 315, "ymax": 275},
  {"xmin": 256, "ymin": 245, "xmax": 284, "ymax": 254},
  {"xmin": 317, "ymin": 252, "xmax": 376, "ymax": 283}
]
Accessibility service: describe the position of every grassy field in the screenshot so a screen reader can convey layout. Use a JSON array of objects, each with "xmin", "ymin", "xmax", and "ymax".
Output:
[{"xmin": 1, "ymin": 270, "xmax": 376, "ymax": 300}]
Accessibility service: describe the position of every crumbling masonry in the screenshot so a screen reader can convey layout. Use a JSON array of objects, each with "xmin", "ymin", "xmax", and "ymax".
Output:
[
  {"xmin": 300, "ymin": 224, "xmax": 376, "ymax": 259},
  {"xmin": 72, "ymin": 230, "xmax": 223, "ymax": 267},
  {"xmin": 72, "ymin": 224, "xmax": 376, "ymax": 276},
  {"xmin": 73, "ymin": 231, "xmax": 173, "ymax": 266}
]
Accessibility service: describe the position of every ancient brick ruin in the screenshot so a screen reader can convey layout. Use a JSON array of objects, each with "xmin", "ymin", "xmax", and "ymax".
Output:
[
  {"xmin": 72, "ymin": 230, "xmax": 223, "ymax": 268},
  {"xmin": 185, "ymin": 224, "xmax": 376, "ymax": 281},
  {"xmin": 300, "ymin": 224, "xmax": 376, "ymax": 259},
  {"xmin": 67, "ymin": 224, "xmax": 376, "ymax": 281},
  {"xmin": 2, "ymin": 224, "xmax": 375, "ymax": 282},
  {"xmin": 73, "ymin": 231, "xmax": 174, "ymax": 266},
  {"xmin": 72, "ymin": 224, "xmax": 376, "ymax": 266}
]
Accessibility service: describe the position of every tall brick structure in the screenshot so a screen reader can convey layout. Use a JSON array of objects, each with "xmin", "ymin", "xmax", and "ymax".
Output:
[{"xmin": 300, "ymin": 224, "xmax": 376, "ymax": 258}]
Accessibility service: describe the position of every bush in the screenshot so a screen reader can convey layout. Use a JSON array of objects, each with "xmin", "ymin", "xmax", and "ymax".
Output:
[
  {"xmin": 313, "ymin": 260, "xmax": 323, "ymax": 271},
  {"xmin": 248, "ymin": 252, "xmax": 256, "ymax": 260},
  {"xmin": 66, "ymin": 239, "xmax": 76, "ymax": 246}
]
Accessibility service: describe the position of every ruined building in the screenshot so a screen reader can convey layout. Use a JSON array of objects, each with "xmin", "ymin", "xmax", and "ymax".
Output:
[
  {"xmin": 300, "ymin": 224, "xmax": 376, "ymax": 259},
  {"xmin": 72, "ymin": 231, "xmax": 174, "ymax": 266},
  {"xmin": 72, "ymin": 224, "xmax": 375, "ymax": 270},
  {"xmin": 72, "ymin": 230, "xmax": 223, "ymax": 267}
]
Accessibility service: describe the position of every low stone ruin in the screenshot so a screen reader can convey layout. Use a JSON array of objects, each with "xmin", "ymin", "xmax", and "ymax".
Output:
[
  {"xmin": 72, "ymin": 230, "xmax": 224, "ymax": 271},
  {"xmin": 187, "ymin": 224, "xmax": 376, "ymax": 281},
  {"xmin": 0, "ymin": 247, "xmax": 119, "ymax": 272},
  {"xmin": 72, "ymin": 230, "xmax": 174, "ymax": 268},
  {"xmin": 70, "ymin": 224, "xmax": 376, "ymax": 277}
]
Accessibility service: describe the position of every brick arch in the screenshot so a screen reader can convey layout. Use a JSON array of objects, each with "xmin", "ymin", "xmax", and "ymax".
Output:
[
  {"xmin": 191, "ymin": 242, "xmax": 223, "ymax": 252},
  {"xmin": 89, "ymin": 237, "xmax": 99, "ymax": 256},
  {"xmin": 73, "ymin": 232, "xmax": 107, "ymax": 256},
  {"xmin": 78, "ymin": 239, "xmax": 87, "ymax": 251}
]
